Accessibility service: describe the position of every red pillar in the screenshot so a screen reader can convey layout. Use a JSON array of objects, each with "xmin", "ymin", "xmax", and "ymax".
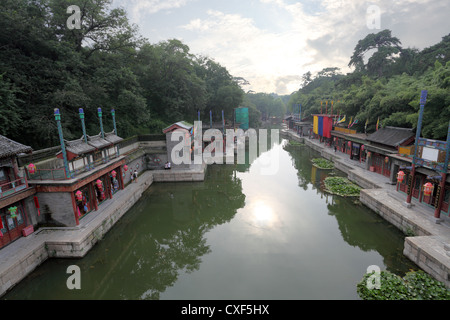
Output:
[
  {"xmin": 71, "ymin": 192, "xmax": 80, "ymax": 226},
  {"xmin": 434, "ymin": 172, "xmax": 446, "ymax": 219},
  {"xmin": 406, "ymin": 164, "xmax": 416, "ymax": 204}
]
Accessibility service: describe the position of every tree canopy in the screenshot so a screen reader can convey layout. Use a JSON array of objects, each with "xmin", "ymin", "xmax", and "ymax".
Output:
[
  {"xmin": 288, "ymin": 29, "xmax": 450, "ymax": 140},
  {"xmin": 0, "ymin": 0, "xmax": 247, "ymax": 148}
]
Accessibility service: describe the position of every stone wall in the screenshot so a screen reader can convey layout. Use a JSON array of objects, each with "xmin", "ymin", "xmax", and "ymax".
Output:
[
  {"xmin": 37, "ymin": 192, "xmax": 76, "ymax": 227},
  {"xmin": 404, "ymin": 236, "xmax": 450, "ymax": 288}
]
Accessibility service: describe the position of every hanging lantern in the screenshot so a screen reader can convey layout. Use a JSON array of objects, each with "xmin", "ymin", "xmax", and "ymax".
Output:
[
  {"xmin": 367, "ymin": 152, "xmax": 371, "ymax": 158},
  {"xmin": 397, "ymin": 171, "xmax": 405, "ymax": 183},
  {"xmin": 361, "ymin": 145, "xmax": 365, "ymax": 152},
  {"xmin": 8, "ymin": 206, "xmax": 18, "ymax": 219},
  {"xmin": 75, "ymin": 190, "xmax": 83, "ymax": 201},
  {"xmin": 111, "ymin": 170, "xmax": 117, "ymax": 178},
  {"xmin": 28, "ymin": 163, "xmax": 36, "ymax": 174},
  {"xmin": 124, "ymin": 165, "xmax": 128, "ymax": 172},
  {"xmin": 385, "ymin": 156, "xmax": 389, "ymax": 164},
  {"xmin": 96, "ymin": 179, "xmax": 103, "ymax": 191},
  {"xmin": 423, "ymin": 182, "xmax": 433, "ymax": 197},
  {"xmin": 348, "ymin": 141, "xmax": 351, "ymax": 147}
]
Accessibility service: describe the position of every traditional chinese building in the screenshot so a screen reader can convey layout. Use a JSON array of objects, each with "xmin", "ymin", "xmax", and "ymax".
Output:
[
  {"xmin": 0, "ymin": 135, "xmax": 36, "ymax": 248},
  {"xmin": 24, "ymin": 108, "xmax": 127, "ymax": 227},
  {"xmin": 364, "ymin": 126, "xmax": 415, "ymax": 180}
]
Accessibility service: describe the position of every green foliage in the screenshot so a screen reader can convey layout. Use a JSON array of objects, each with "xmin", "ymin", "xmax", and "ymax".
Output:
[
  {"xmin": 323, "ymin": 177, "xmax": 361, "ymax": 197},
  {"xmin": 289, "ymin": 31, "xmax": 450, "ymax": 140},
  {"xmin": 357, "ymin": 270, "xmax": 450, "ymax": 300},
  {"xmin": 311, "ymin": 158, "xmax": 334, "ymax": 169}
]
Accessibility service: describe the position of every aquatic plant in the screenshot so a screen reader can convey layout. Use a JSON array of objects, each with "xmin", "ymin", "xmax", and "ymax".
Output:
[
  {"xmin": 311, "ymin": 158, "xmax": 334, "ymax": 169},
  {"xmin": 323, "ymin": 177, "xmax": 361, "ymax": 196},
  {"xmin": 357, "ymin": 270, "xmax": 450, "ymax": 300}
]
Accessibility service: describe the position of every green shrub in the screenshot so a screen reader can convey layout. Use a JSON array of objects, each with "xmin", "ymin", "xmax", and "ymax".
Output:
[
  {"xmin": 323, "ymin": 177, "xmax": 361, "ymax": 196},
  {"xmin": 311, "ymin": 158, "xmax": 334, "ymax": 169},
  {"xmin": 357, "ymin": 270, "xmax": 450, "ymax": 300}
]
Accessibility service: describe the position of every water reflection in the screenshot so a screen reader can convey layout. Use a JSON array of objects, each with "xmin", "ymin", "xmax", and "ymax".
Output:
[
  {"xmin": 283, "ymin": 141, "xmax": 417, "ymax": 276},
  {"xmin": 3, "ymin": 131, "xmax": 417, "ymax": 300}
]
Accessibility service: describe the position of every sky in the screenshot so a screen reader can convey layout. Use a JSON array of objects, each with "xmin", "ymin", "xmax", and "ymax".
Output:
[{"xmin": 111, "ymin": 0, "xmax": 449, "ymax": 95}]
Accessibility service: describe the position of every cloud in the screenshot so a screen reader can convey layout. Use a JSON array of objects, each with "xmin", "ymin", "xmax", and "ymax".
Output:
[
  {"xmin": 113, "ymin": 0, "xmax": 450, "ymax": 94},
  {"xmin": 115, "ymin": 0, "xmax": 194, "ymax": 22}
]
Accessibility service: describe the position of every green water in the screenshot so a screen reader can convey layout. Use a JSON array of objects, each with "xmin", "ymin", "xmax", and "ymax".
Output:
[{"xmin": 2, "ymin": 137, "xmax": 417, "ymax": 300}]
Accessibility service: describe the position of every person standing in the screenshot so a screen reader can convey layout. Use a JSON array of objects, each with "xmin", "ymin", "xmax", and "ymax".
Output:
[{"xmin": 133, "ymin": 170, "xmax": 138, "ymax": 182}]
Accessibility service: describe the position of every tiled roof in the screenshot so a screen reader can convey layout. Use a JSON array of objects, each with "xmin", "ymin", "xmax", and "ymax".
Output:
[
  {"xmin": 0, "ymin": 135, "xmax": 32, "ymax": 159},
  {"xmin": 366, "ymin": 126, "xmax": 414, "ymax": 147},
  {"xmin": 64, "ymin": 137, "xmax": 96, "ymax": 155},
  {"xmin": 87, "ymin": 134, "xmax": 112, "ymax": 149},
  {"xmin": 104, "ymin": 132, "xmax": 124, "ymax": 144},
  {"xmin": 163, "ymin": 121, "xmax": 193, "ymax": 134}
]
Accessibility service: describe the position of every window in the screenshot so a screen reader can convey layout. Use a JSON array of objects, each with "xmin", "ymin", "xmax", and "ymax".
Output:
[
  {"xmin": 6, "ymin": 215, "xmax": 15, "ymax": 230},
  {"xmin": 16, "ymin": 209, "xmax": 24, "ymax": 225},
  {"xmin": 444, "ymin": 188, "xmax": 450, "ymax": 203}
]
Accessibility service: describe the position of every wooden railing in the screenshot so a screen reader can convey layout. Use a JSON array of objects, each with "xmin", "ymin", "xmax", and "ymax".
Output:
[{"xmin": 0, "ymin": 178, "xmax": 28, "ymax": 198}]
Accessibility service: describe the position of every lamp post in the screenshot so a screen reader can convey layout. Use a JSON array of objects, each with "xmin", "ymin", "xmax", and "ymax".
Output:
[
  {"xmin": 54, "ymin": 108, "xmax": 70, "ymax": 179},
  {"xmin": 79, "ymin": 108, "xmax": 93, "ymax": 170},
  {"xmin": 406, "ymin": 90, "xmax": 427, "ymax": 206},
  {"xmin": 111, "ymin": 108, "xmax": 120, "ymax": 157}
]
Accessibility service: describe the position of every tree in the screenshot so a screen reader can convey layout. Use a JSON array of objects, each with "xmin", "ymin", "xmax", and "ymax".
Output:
[{"xmin": 348, "ymin": 29, "xmax": 402, "ymax": 77}]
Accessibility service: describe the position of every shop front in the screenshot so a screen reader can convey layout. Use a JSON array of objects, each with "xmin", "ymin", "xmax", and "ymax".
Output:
[
  {"xmin": 73, "ymin": 166, "xmax": 125, "ymax": 221},
  {"xmin": 0, "ymin": 202, "xmax": 29, "ymax": 248}
]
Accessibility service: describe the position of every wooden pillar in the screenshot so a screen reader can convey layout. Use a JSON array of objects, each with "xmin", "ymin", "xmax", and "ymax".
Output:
[{"xmin": 71, "ymin": 192, "xmax": 80, "ymax": 226}]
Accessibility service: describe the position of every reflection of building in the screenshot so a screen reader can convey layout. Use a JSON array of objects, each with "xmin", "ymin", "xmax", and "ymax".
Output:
[{"xmin": 0, "ymin": 135, "xmax": 36, "ymax": 248}]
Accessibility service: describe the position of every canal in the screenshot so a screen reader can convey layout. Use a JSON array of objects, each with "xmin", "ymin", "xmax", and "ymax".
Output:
[{"xmin": 3, "ymin": 133, "xmax": 418, "ymax": 300}]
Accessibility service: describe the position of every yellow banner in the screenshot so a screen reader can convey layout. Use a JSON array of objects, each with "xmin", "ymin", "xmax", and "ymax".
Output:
[{"xmin": 313, "ymin": 116, "xmax": 318, "ymax": 134}]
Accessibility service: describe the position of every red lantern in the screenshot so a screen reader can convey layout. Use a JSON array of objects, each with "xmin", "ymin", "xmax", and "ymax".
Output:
[
  {"xmin": 385, "ymin": 156, "xmax": 389, "ymax": 164},
  {"xmin": 96, "ymin": 179, "xmax": 103, "ymax": 191},
  {"xmin": 124, "ymin": 165, "xmax": 128, "ymax": 172},
  {"xmin": 111, "ymin": 170, "xmax": 117, "ymax": 178},
  {"xmin": 361, "ymin": 145, "xmax": 365, "ymax": 152},
  {"xmin": 348, "ymin": 141, "xmax": 351, "ymax": 147},
  {"xmin": 423, "ymin": 182, "xmax": 433, "ymax": 197},
  {"xmin": 28, "ymin": 163, "xmax": 36, "ymax": 174},
  {"xmin": 397, "ymin": 171, "xmax": 405, "ymax": 183},
  {"xmin": 75, "ymin": 190, "xmax": 83, "ymax": 201}
]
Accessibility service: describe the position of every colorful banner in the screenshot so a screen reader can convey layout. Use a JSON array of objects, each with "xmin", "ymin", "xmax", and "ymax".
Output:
[
  {"xmin": 313, "ymin": 116, "xmax": 319, "ymax": 134},
  {"xmin": 318, "ymin": 116, "xmax": 323, "ymax": 136}
]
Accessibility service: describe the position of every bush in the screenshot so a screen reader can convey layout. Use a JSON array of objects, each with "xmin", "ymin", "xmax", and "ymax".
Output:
[
  {"xmin": 357, "ymin": 270, "xmax": 450, "ymax": 300},
  {"xmin": 311, "ymin": 158, "xmax": 334, "ymax": 169},
  {"xmin": 323, "ymin": 177, "xmax": 361, "ymax": 196}
]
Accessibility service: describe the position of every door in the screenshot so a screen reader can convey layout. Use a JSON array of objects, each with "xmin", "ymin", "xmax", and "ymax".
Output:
[
  {"xmin": 441, "ymin": 186, "xmax": 450, "ymax": 216},
  {"xmin": 412, "ymin": 176, "xmax": 422, "ymax": 199},
  {"xmin": 0, "ymin": 205, "xmax": 27, "ymax": 249}
]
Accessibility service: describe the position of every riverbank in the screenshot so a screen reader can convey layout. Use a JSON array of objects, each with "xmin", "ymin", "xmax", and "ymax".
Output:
[
  {"xmin": 0, "ymin": 163, "xmax": 207, "ymax": 297},
  {"xmin": 281, "ymin": 129, "xmax": 450, "ymax": 288}
]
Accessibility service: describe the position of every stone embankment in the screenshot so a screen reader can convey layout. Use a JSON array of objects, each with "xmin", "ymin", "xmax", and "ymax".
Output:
[
  {"xmin": 281, "ymin": 129, "xmax": 450, "ymax": 288},
  {"xmin": 0, "ymin": 164, "xmax": 206, "ymax": 297}
]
